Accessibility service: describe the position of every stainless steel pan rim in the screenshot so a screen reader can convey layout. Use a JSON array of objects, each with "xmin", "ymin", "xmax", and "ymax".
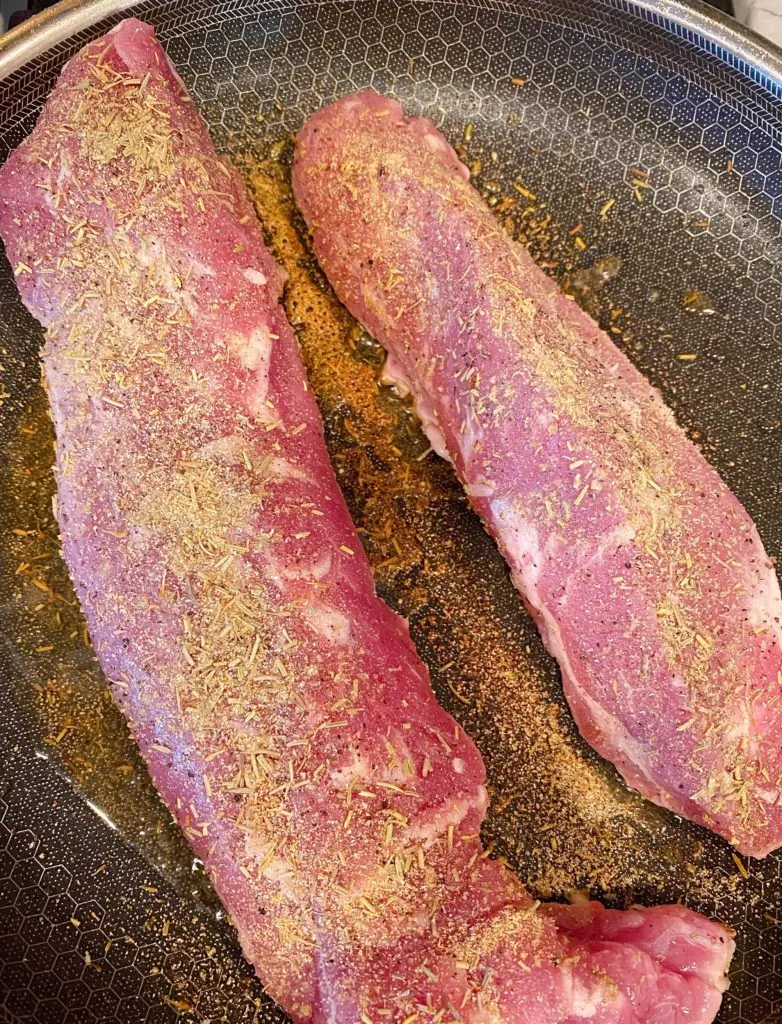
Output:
[{"xmin": 3, "ymin": 0, "xmax": 782, "ymax": 86}]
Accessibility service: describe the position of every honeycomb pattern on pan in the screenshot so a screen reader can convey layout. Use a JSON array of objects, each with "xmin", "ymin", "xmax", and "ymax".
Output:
[
  {"xmin": 2, "ymin": 1, "xmax": 782, "ymax": 1022},
  {"xmin": 158, "ymin": 0, "xmax": 782, "ymax": 345},
  {"xmin": 0, "ymin": 756, "xmax": 281, "ymax": 1023}
]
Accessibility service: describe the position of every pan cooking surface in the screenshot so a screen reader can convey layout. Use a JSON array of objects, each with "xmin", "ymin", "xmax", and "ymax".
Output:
[{"xmin": 2, "ymin": 1, "xmax": 782, "ymax": 1021}]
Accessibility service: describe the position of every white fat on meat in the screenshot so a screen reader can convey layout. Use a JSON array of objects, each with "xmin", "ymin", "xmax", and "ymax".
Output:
[
  {"xmin": 227, "ymin": 325, "xmax": 280, "ymax": 425},
  {"xmin": 466, "ymin": 478, "xmax": 495, "ymax": 498},
  {"xmin": 381, "ymin": 353, "xmax": 451, "ymax": 462},
  {"xmin": 517, "ymin": 558, "xmax": 664, "ymax": 807},
  {"xmin": 494, "ymin": 491, "xmax": 638, "ymax": 613},
  {"xmin": 261, "ymin": 856, "xmax": 298, "ymax": 896},
  {"xmin": 558, "ymin": 525, "xmax": 638, "ymax": 604},
  {"xmin": 330, "ymin": 750, "xmax": 412, "ymax": 791},
  {"xmin": 456, "ymin": 408, "xmax": 478, "ymax": 468},
  {"xmin": 413, "ymin": 394, "xmax": 450, "ymax": 464},
  {"xmin": 244, "ymin": 831, "xmax": 298, "ymax": 900},
  {"xmin": 757, "ymin": 784, "xmax": 782, "ymax": 806},
  {"xmin": 230, "ymin": 324, "xmax": 275, "ymax": 372},
  {"xmin": 44, "ymin": 158, "xmax": 73, "ymax": 215},
  {"xmin": 190, "ymin": 439, "xmax": 312, "ymax": 491},
  {"xmin": 723, "ymin": 707, "xmax": 753, "ymax": 745},
  {"xmin": 422, "ymin": 131, "xmax": 451, "ymax": 158},
  {"xmin": 190, "ymin": 433, "xmax": 248, "ymax": 467},
  {"xmin": 330, "ymin": 731, "xmax": 421, "ymax": 790},
  {"xmin": 564, "ymin": 672, "xmax": 663, "ymax": 805},
  {"xmin": 490, "ymin": 498, "xmax": 668, "ymax": 800},
  {"xmin": 567, "ymin": 971, "xmax": 608, "ymax": 1019},
  {"xmin": 138, "ymin": 240, "xmax": 202, "ymax": 310},
  {"xmin": 303, "ymin": 605, "xmax": 351, "ymax": 644},
  {"xmin": 745, "ymin": 549, "xmax": 782, "ymax": 645},
  {"xmin": 491, "ymin": 498, "xmax": 543, "ymax": 598},
  {"xmin": 308, "ymin": 551, "xmax": 333, "ymax": 581},
  {"xmin": 414, "ymin": 129, "xmax": 470, "ymax": 182},
  {"xmin": 243, "ymin": 267, "xmax": 267, "ymax": 286},
  {"xmin": 265, "ymin": 550, "xmax": 333, "ymax": 587},
  {"xmin": 406, "ymin": 788, "xmax": 488, "ymax": 848},
  {"xmin": 381, "ymin": 352, "xmax": 412, "ymax": 398},
  {"xmin": 330, "ymin": 752, "xmax": 373, "ymax": 790},
  {"xmin": 265, "ymin": 456, "xmax": 313, "ymax": 484},
  {"xmin": 189, "ymin": 257, "xmax": 216, "ymax": 278},
  {"xmin": 339, "ymin": 94, "xmax": 373, "ymax": 116}
]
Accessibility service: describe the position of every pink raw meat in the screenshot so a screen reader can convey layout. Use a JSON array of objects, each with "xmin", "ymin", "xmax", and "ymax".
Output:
[
  {"xmin": 293, "ymin": 89, "xmax": 782, "ymax": 859},
  {"xmin": 0, "ymin": 21, "xmax": 733, "ymax": 1023}
]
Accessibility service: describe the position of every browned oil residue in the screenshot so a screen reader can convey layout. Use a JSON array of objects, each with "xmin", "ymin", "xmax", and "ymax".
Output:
[{"xmin": 683, "ymin": 288, "xmax": 717, "ymax": 316}]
